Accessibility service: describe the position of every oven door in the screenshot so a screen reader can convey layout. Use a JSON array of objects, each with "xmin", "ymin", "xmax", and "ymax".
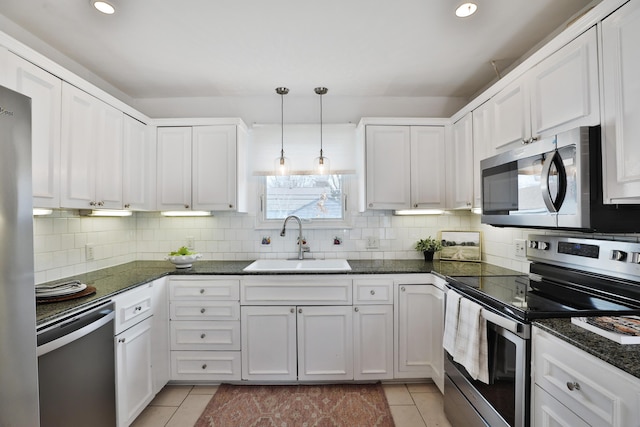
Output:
[
  {"xmin": 444, "ymin": 307, "xmax": 530, "ymax": 427},
  {"xmin": 481, "ymin": 135, "xmax": 575, "ymax": 229}
]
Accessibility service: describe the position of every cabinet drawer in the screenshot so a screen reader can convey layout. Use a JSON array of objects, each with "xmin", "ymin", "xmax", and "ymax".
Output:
[
  {"xmin": 170, "ymin": 278, "xmax": 239, "ymax": 300},
  {"xmin": 170, "ymin": 300, "xmax": 239, "ymax": 321},
  {"xmin": 533, "ymin": 384, "xmax": 590, "ymax": 427},
  {"xmin": 533, "ymin": 327, "xmax": 640, "ymax": 427},
  {"xmin": 170, "ymin": 321, "xmax": 240, "ymax": 350},
  {"xmin": 241, "ymin": 277, "xmax": 352, "ymax": 305},
  {"xmin": 170, "ymin": 351, "xmax": 241, "ymax": 381},
  {"xmin": 353, "ymin": 279, "xmax": 393, "ymax": 304},
  {"xmin": 113, "ymin": 283, "xmax": 153, "ymax": 334}
]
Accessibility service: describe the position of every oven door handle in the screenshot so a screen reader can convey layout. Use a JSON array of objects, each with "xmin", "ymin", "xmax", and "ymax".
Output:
[{"xmin": 481, "ymin": 308, "xmax": 520, "ymax": 334}]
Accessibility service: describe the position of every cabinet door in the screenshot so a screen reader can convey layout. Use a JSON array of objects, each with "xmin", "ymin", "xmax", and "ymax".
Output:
[
  {"xmin": 156, "ymin": 127, "xmax": 192, "ymax": 210},
  {"xmin": 446, "ymin": 113, "xmax": 473, "ymax": 209},
  {"xmin": 491, "ymin": 77, "xmax": 530, "ymax": 151},
  {"xmin": 395, "ymin": 284, "xmax": 441, "ymax": 379},
  {"xmin": 150, "ymin": 278, "xmax": 170, "ymax": 395},
  {"xmin": 297, "ymin": 305, "xmax": 353, "ymax": 381},
  {"xmin": 410, "ymin": 126, "xmax": 446, "ymax": 209},
  {"xmin": 365, "ymin": 125, "xmax": 411, "ymax": 210},
  {"xmin": 533, "ymin": 385, "xmax": 591, "ymax": 427},
  {"xmin": 115, "ymin": 316, "xmax": 154, "ymax": 427},
  {"xmin": 601, "ymin": 1, "xmax": 640, "ymax": 203},
  {"xmin": 61, "ymin": 83, "xmax": 97, "ymax": 208},
  {"xmin": 123, "ymin": 115, "xmax": 156, "ymax": 210},
  {"xmin": 6, "ymin": 54, "xmax": 62, "ymax": 209},
  {"xmin": 472, "ymin": 101, "xmax": 492, "ymax": 209},
  {"xmin": 192, "ymin": 125, "xmax": 237, "ymax": 210},
  {"xmin": 241, "ymin": 306, "xmax": 296, "ymax": 381},
  {"xmin": 353, "ymin": 305, "xmax": 393, "ymax": 380},
  {"xmin": 95, "ymin": 101, "xmax": 123, "ymax": 209},
  {"xmin": 530, "ymin": 27, "xmax": 599, "ymax": 139}
]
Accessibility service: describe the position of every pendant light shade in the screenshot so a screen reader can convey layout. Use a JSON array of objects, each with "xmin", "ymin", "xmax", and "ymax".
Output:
[
  {"xmin": 314, "ymin": 87, "xmax": 330, "ymax": 175},
  {"xmin": 274, "ymin": 87, "xmax": 291, "ymax": 176}
]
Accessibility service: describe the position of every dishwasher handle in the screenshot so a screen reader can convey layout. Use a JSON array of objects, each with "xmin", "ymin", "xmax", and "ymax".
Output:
[{"xmin": 37, "ymin": 304, "xmax": 114, "ymax": 357}]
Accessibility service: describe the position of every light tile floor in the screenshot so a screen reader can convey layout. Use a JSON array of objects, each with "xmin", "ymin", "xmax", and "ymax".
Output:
[{"xmin": 132, "ymin": 383, "xmax": 452, "ymax": 427}]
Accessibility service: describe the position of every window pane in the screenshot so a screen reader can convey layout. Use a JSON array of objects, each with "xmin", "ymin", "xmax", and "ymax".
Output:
[{"xmin": 265, "ymin": 175, "xmax": 344, "ymax": 220}]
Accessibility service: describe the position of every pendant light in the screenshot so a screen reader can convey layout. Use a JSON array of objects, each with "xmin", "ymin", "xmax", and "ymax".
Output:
[
  {"xmin": 455, "ymin": 2, "xmax": 477, "ymax": 17},
  {"xmin": 274, "ymin": 87, "xmax": 291, "ymax": 176},
  {"xmin": 314, "ymin": 87, "xmax": 330, "ymax": 175}
]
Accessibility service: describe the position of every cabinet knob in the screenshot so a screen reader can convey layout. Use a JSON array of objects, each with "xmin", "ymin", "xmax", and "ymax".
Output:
[
  {"xmin": 414, "ymin": 204, "xmax": 418, "ymax": 208},
  {"xmin": 202, "ymin": 364, "xmax": 207, "ymax": 370},
  {"xmin": 229, "ymin": 204, "xmax": 233, "ymax": 209},
  {"xmin": 200, "ymin": 308, "xmax": 206, "ymax": 314},
  {"xmin": 566, "ymin": 382, "xmax": 581, "ymax": 391},
  {"xmin": 200, "ymin": 289, "xmax": 205, "ymax": 294},
  {"xmin": 290, "ymin": 308, "xmax": 295, "ymax": 313},
  {"xmin": 401, "ymin": 286, "xmax": 406, "ymax": 292},
  {"xmin": 200, "ymin": 333, "xmax": 206, "ymax": 339},
  {"xmin": 298, "ymin": 308, "xmax": 303, "ymax": 314},
  {"xmin": 97, "ymin": 201, "xmax": 104, "ymax": 206},
  {"xmin": 135, "ymin": 306, "xmax": 142, "ymax": 312},
  {"xmin": 354, "ymin": 307, "xmax": 359, "ymax": 312},
  {"xmin": 369, "ymin": 203, "xmax": 373, "ymax": 207},
  {"xmin": 370, "ymin": 290, "xmax": 376, "ymax": 295},
  {"xmin": 185, "ymin": 204, "xmax": 190, "ymax": 209},
  {"xmin": 522, "ymin": 139, "xmax": 529, "ymax": 145},
  {"xmin": 89, "ymin": 201, "xmax": 96, "ymax": 206},
  {"xmin": 118, "ymin": 338, "xmax": 126, "ymax": 343},
  {"xmin": 124, "ymin": 204, "xmax": 130, "ymax": 209}
]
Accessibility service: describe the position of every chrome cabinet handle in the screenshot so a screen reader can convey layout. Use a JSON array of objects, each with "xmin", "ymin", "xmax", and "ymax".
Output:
[
  {"xmin": 202, "ymin": 364, "xmax": 207, "ymax": 370},
  {"xmin": 118, "ymin": 338, "xmax": 125, "ymax": 343},
  {"xmin": 354, "ymin": 307, "xmax": 359, "ymax": 312},
  {"xmin": 97, "ymin": 201, "xmax": 104, "ymax": 206},
  {"xmin": 134, "ymin": 306, "xmax": 142, "ymax": 312},
  {"xmin": 124, "ymin": 204, "xmax": 130, "ymax": 209},
  {"xmin": 200, "ymin": 308, "xmax": 206, "ymax": 314},
  {"xmin": 298, "ymin": 308, "xmax": 302, "ymax": 314},
  {"xmin": 566, "ymin": 382, "xmax": 581, "ymax": 391},
  {"xmin": 370, "ymin": 290, "xmax": 376, "ymax": 295},
  {"xmin": 200, "ymin": 333, "xmax": 206, "ymax": 339},
  {"xmin": 89, "ymin": 201, "xmax": 96, "ymax": 206},
  {"xmin": 290, "ymin": 308, "xmax": 295, "ymax": 313},
  {"xmin": 200, "ymin": 289, "xmax": 205, "ymax": 294}
]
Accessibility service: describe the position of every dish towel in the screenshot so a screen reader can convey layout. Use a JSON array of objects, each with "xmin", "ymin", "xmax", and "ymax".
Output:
[
  {"xmin": 443, "ymin": 289, "xmax": 461, "ymax": 355},
  {"xmin": 453, "ymin": 298, "xmax": 489, "ymax": 384}
]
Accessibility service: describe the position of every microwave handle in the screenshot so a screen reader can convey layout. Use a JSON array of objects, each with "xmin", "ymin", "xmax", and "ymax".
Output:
[{"xmin": 540, "ymin": 150, "xmax": 567, "ymax": 213}]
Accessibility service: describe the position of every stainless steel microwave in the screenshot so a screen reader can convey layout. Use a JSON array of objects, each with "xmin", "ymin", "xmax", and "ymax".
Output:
[{"xmin": 480, "ymin": 126, "xmax": 640, "ymax": 232}]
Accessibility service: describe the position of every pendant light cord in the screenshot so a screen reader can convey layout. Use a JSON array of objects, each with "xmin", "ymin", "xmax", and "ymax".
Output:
[
  {"xmin": 319, "ymin": 92, "xmax": 323, "ymax": 157},
  {"xmin": 281, "ymin": 91, "xmax": 284, "ymax": 158}
]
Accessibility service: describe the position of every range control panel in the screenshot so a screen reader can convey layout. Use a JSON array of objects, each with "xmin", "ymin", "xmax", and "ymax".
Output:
[{"xmin": 527, "ymin": 234, "xmax": 640, "ymax": 280}]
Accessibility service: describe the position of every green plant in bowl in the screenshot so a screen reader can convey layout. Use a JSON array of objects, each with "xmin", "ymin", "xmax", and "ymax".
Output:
[{"xmin": 415, "ymin": 236, "xmax": 443, "ymax": 261}]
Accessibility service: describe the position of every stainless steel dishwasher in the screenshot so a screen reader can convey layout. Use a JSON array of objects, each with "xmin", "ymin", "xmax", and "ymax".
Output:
[{"xmin": 37, "ymin": 300, "xmax": 116, "ymax": 427}]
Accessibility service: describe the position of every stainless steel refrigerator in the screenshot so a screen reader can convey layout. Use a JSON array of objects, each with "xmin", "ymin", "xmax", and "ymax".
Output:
[{"xmin": 0, "ymin": 84, "xmax": 40, "ymax": 425}]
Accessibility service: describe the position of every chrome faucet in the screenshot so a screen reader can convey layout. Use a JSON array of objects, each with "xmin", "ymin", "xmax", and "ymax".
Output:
[{"xmin": 280, "ymin": 215, "xmax": 309, "ymax": 260}]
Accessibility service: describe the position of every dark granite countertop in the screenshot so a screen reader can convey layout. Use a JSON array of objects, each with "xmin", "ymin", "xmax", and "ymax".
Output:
[
  {"xmin": 35, "ymin": 259, "xmax": 520, "ymax": 326},
  {"xmin": 534, "ymin": 318, "xmax": 640, "ymax": 380}
]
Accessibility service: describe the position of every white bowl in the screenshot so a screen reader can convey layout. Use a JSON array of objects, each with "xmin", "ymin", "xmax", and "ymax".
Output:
[{"xmin": 165, "ymin": 253, "xmax": 202, "ymax": 268}]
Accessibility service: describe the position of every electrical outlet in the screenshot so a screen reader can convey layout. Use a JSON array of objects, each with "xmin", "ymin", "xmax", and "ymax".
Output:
[
  {"xmin": 514, "ymin": 239, "xmax": 526, "ymax": 258},
  {"xmin": 186, "ymin": 236, "xmax": 195, "ymax": 250},
  {"xmin": 366, "ymin": 236, "xmax": 379, "ymax": 249},
  {"xmin": 85, "ymin": 244, "xmax": 95, "ymax": 261}
]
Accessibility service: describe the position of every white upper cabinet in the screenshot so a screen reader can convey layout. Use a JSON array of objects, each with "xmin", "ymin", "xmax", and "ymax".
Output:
[
  {"xmin": 363, "ymin": 124, "xmax": 445, "ymax": 211},
  {"xmin": 61, "ymin": 83, "xmax": 124, "ymax": 209},
  {"xmin": 123, "ymin": 115, "xmax": 156, "ymax": 211},
  {"xmin": 157, "ymin": 124, "xmax": 247, "ymax": 212},
  {"xmin": 491, "ymin": 27, "xmax": 599, "ymax": 153},
  {"xmin": 364, "ymin": 125, "xmax": 411, "ymax": 210},
  {"xmin": 5, "ymin": 53, "xmax": 62, "ymax": 209},
  {"xmin": 410, "ymin": 126, "xmax": 446, "ymax": 209},
  {"xmin": 472, "ymin": 100, "xmax": 492, "ymax": 209},
  {"xmin": 446, "ymin": 113, "xmax": 473, "ymax": 209},
  {"xmin": 601, "ymin": 1, "xmax": 640, "ymax": 203}
]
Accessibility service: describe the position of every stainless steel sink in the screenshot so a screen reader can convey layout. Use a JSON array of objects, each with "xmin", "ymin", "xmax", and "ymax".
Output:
[{"xmin": 243, "ymin": 259, "xmax": 351, "ymax": 272}]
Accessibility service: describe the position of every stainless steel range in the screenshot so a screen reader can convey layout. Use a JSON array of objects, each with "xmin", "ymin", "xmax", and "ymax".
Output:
[{"xmin": 443, "ymin": 235, "xmax": 640, "ymax": 427}]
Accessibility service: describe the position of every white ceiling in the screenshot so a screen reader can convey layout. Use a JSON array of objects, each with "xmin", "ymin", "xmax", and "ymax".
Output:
[{"xmin": 0, "ymin": 0, "xmax": 596, "ymax": 101}]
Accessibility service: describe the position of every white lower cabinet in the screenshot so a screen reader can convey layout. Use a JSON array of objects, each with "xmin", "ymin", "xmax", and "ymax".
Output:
[
  {"xmin": 241, "ymin": 305, "xmax": 353, "ymax": 381},
  {"xmin": 169, "ymin": 277, "xmax": 241, "ymax": 381},
  {"xmin": 532, "ymin": 326, "xmax": 640, "ymax": 427},
  {"xmin": 113, "ymin": 283, "xmax": 154, "ymax": 427},
  {"xmin": 395, "ymin": 283, "xmax": 444, "ymax": 382},
  {"xmin": 353, "ymin": 304, "xmax": 393, "ymax": 380}
]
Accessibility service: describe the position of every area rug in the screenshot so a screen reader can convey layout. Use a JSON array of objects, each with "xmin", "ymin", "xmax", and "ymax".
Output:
[{"xmin": 194, "ymin": 383, "xmax": 395, "ymax": 427}]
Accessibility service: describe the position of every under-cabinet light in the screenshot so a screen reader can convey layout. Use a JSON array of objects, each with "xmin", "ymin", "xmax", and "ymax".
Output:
[
  {"xmin": 161, "ymin": 211, "xmax": 212, "ymax": 217},
  {"xmin": 471, "ymin": 208, "xmax": 482, "ymax": 214},
  {"xmin": 80, "ymin": 209, "xmax": 132, "ymax": 217},
  {"xmin": 393, "ymin": 209, "xmax": 445, "ymax": 216},
  {"xmin": 33, "ymin": 208, "xmax": 53, "ymax": 216}
]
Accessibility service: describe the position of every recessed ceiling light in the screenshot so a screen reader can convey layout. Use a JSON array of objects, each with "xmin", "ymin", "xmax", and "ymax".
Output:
[
  {"xmin": 91, "ymin": 0, "xmax": 115, "ymax": 15},
  {"xmin": 455, "ymin": 2, "xmax": 478, "ymax": 18}
]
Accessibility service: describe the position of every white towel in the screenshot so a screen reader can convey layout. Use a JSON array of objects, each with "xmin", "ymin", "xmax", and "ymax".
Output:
[
  {"xmin": 453, "ymin": 298, "xmax": 489, "ymax": 384},
  {"xmin": 443, "ymin": 289, "xmax": 461, "ymax": 355}
]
